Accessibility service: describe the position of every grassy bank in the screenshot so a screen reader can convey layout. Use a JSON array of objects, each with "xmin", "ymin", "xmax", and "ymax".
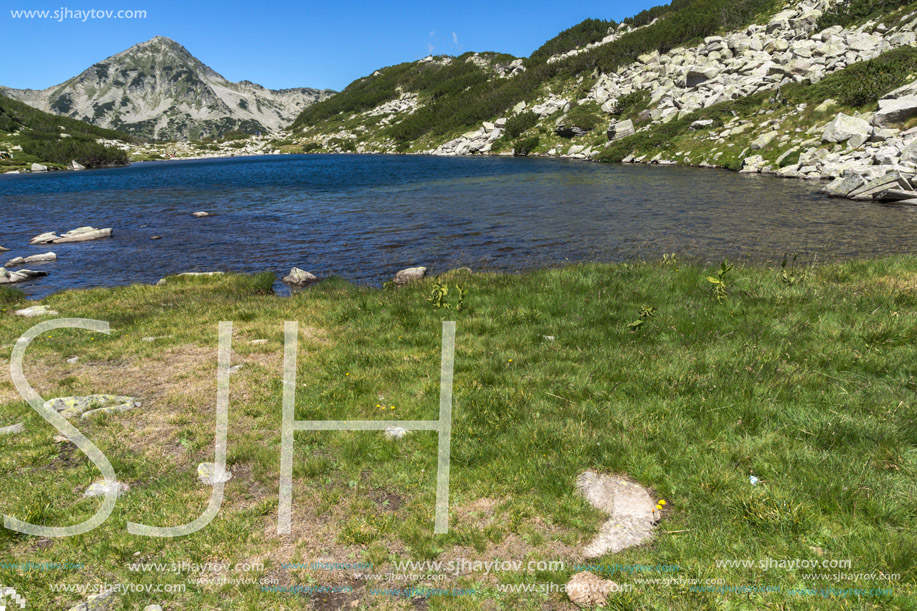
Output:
[{"xmin": 0, "ymin": 259, "xmax": 914, "ymax": 609}]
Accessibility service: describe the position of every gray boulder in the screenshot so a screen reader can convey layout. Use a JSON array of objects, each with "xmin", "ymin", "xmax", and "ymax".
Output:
[
  {"xmin": 690, "ymin": 119, "xmax": 714, "ymax": 130},
  {"xmin": 282, "ymin": 267, "xmax": 318, "ymax": 285},
  {"xmin": 393, "ymin": 266, "xmax": 427, "ymax": 285},
  {"xmin": 0, "ymin": 245, "xmax": 8, "ymax": 252},
  {"xmin": 823, "ymin": 174, "xmax": 867, "ymax": 198},
  {"xmin": 30, "ymin": 231, "xmax": 59, "ymax": 245},
  {"xmin": 556, "ymin": 125, "xmax": 591, "ymax": 138},
  {"xmin": 874, "ymin": 96, "xmax": 917, "ymax": 127},
  {"xmin": 70, "ymin": 160, "xmax": 86, "ymax": 171},
  {"xmin": 1, "ymin": 268, "xmax": 48, "ymax": 285},
  {"xmin": 31, "ymin": 163, "xmax": 48, "ymax": 172},
  {"xmin": 54, "ymin": 227, "xmax": 112, "ymax": 243},
  {"xmin": 823, "ymin": 114, "xmax": 871, "ymax": 144},
  {"xmin": 684, "ymin": 66, "xmax": 718, "ymax": 88},
  {"xmin": 4, "ymin": 252, "xmax": 56, "ymax": 267},
  {"xmin": 606, "ymin": 119, "xmax": 635, "ymax": 141}
]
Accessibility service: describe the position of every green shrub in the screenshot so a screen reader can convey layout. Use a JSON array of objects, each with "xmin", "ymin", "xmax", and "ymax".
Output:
[
  {"xmin": 0, "ymin": 286, "xmax": 25, "ymax": 306},
  {"xmin": 527, "ymin": 18, "xmax": 616, "ymax": 65},
  {"xmin": 301, "ymin": 142, "xmax": 321, "ymax": 153},
  {"xmin": 609, "ymin": 90, "xmax": 651, "ymax": 119},
  {"xmin": 565, "ymin": 101, "xmax": 602, "ymax": 130},
  {"xmin": 503, "ymin": 111, "xmax": 539, "ymax": 138},
  {"xmin": 818, "ymin": 0, "xmax": 915, "ymax": 29},
  {"xmin": 513, "ymin": 136, "xmax": 540, "ymax": 156}
]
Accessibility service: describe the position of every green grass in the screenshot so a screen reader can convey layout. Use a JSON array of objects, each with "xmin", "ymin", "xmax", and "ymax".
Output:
[{"xmin": 0, "ymin": 260, "xmax": 914, "ymax": 609}]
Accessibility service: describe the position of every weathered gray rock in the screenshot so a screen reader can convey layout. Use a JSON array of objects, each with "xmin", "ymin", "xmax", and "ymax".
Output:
[
  {"xmin": 191, "ymin": 211, "xmax": 212, "ymax": 218},
  {"xmin": 751, "ymin": 130, "xmax": 779, "ymax": 150},
  {"xmin": 156, "ymin": 271, "xmax": 224, "ymax": 285},
  {"xmin": 1, "ymin": 268, "xmax": 49, "ymax": 284},
  {"xmin": 53, "ymin": 227, "xmax": 112, "ymax": 243},
  {"xmin": 14, "ymin": 304, "xmax": 57, "ymax": 317},
  {"xmin": 384, "ymin": 425, "xmax": 409, "ymax": 440},
  {"xmin": 0, "ymin": 423, "xmax": 24, "ymax": 436},
  {"xmin": 822, "ymin": 114, "xmax": 871, "ymax": 144},
  {"xmin": 393, "ymin": 266, "xmax": 427, "ymax": 285},
  {"xmin": 29, "ymin": 231, "xmax": 59, "ymax": 245},
  {"xmin": 567, "ymin": 571, "xmax": 621, "ymax": 607},
  {"xmin": 45, "ymin": 395, "xmax": 141, "ymax": 419},
  {"xmin": 823, "ymin": 174, "xmax": 867, "ymax": 198},
  {"xmin": 576, "ymin": 471, "xmax": 659, "ymax": 558},
  {"xmin": 282, "ymin": 267, "xmax": 318, "ymax": 285},
  {"xmin": 67, "ymin": 589, "xmax": 118, "ymax": 611},
  {"xmin": 83, "ymin": 480, "xmax": 129, "ymax": 498},
  {"xmin": 197, "ymin": 462, "xmax": 232, "ymax": 485},
  {"xmin": 0, "ymin": 245, "xmax": 8, "ymax": 252},
  {"xmin": 874, "ymin": 96, "xmax": 917, "ymax": 127},
  {"xmin": 684, "ymin": 65, "xmax": 718, "ymax": 87},
  {"xmin": 556, "ymin": 125, "xmax": 592, "ymax": 138},
  {"xmin": 70, "ymin": 160, "xmax": 86, "ymax": 171},
  {"xmin": 31, "ymin": 163, "xmax": 48, "ymax": 172},
  {"xmin": 690, "ymin": 119, "xmax": 714, "ymax": 130},
  {"xmin": 606, "ymin": 119, "xmax": 635, "ymax": 141},
  {"xmin": 4, "ymin": 252, "xmax": 56, "ymax": 267}
]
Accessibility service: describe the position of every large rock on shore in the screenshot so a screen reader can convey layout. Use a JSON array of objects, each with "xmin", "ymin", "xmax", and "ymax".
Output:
[
  {"xmin": 873, "ymin": 96, "xmax": 917, "ymax": 127},
  {"xmin": 606, "ymin": 119, "xmax": 635, "ymax": 141},
  {"xmin": 822, "ymin": 113, "xmax": 871, "ymax": 144},
  {"xmin": 282, "ymin": 267, "xmax": 318, "ymax": 285},
  {"xmin": 393, "ymin": 266, "xmax": 427, "ymax": 285}
]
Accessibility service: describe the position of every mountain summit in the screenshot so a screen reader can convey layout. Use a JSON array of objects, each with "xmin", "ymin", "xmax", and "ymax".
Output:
[{"xmin": 1, "ymin": 36, "xmax": 335, "ymax": 140}]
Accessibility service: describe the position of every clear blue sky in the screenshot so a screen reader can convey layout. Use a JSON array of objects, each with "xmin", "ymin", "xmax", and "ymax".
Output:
[{"xmin": 1, "ymin": 0, "xmax": 663, "ymax": 92}]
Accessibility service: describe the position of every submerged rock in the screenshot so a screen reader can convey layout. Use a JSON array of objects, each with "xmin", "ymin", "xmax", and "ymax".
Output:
[
  {"xmin": 283, "ymin": 267, "xmax": 318, "ymax": 285},
  {"xmin": 1, "ymin": 268, "xmax": 49, "ymax": 284},
  {"xmin": 575, "ymin": 470, "xmax": 659, "ymax": 558},
  {"xmin": 0, "ymin": 245, "xmax": 9, "ymax": 252},
  {"xmin": 54, "ymin": 227, "xmax": 112, "ymax": 243},
  {"xmin": 192, "ymin": 211, "xmax": 212, "ymax": 218},
  {"xmin": 393, "ymin": 266, "xmax": 427, "ymax": 285},
  {"xmin": 4, "ymin": 252, "xmax": 56, "ymax": 267}
]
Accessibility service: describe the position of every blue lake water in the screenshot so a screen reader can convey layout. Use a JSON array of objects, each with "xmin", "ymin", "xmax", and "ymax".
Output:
[{"xmin": 2, "ymin": 154, "xmax": 916, "ymax": 298}]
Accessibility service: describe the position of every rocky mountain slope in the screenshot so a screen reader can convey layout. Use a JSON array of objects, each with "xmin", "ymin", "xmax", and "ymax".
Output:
[
  {"xmin": 1, "ymin": 36, "xmax": 335, "ymax": 140},
  {"xmin": 286, "ymin": 0, "xmax": 917, "ymax": 203}
]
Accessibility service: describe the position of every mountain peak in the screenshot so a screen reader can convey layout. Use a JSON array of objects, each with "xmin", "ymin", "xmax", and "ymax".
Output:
[{"xmin": 1, "ymin": 37, "xmax": 334, "ymax": 140}]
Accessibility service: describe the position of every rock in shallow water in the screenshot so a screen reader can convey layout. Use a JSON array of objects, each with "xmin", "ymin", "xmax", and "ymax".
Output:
[
  {"xmin": 283, "ymin": 267, "xmax": 318, "ymax": 285},
  {"xmin": 4, "ymin": 252, "xmax": 56, "ymax": 267},
  {"xmin": 1, "ymin": 268, "xmax": 49, "ymax": 285}
]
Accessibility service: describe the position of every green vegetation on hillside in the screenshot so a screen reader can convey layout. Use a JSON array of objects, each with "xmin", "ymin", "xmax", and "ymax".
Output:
[
  {"xmin": 292, "ymin": 0, "xmax": 785, "ymax": 149},
  {"xmin": 527, "ymin": 18, "xmax": 617, "ymax": 65},
  {"xmin": 818, "ymin": 0, "xmax": 915, "ymax": 29},
  {"xmin": 0, "ymin": 93, "xmax": 131, "ymax": 169},
  {"xmin": 0, "ymin": 259, "xmax": 914, "ymax": 609}
]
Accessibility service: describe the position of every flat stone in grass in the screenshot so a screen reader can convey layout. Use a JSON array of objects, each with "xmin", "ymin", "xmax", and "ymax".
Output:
[
  {"xmin": 198, "ymin": 462, "xmax": 232, "ymax": 485},
  {"xmin": 67, "ymin": 589, "xmax": 118, "ymax": 610},
  {"xmin": 384, "ymin": 425, "xmax": 408, "ymax": 440},
  {"xmin": 576, "ymin": 470, "xmax": 658, "ymax": 558},
  {"xmin": 0, "ymin": 423, "xmax": 24, "ymax": 436},
  {"xmin": 566, "ymin": 571, "xmax": 622, "ymax": 607},
  {"xmin": 392, "ymin": 266, "xmax": 427, "ymax": 285},
  {"xmin": 45, "ymin": 395, "xmax": 141, "ymax": 420},
  {"xmin": 14, "ymin": 304, "xmax": 58, "ymax": 317},
  {"xmin": 143, "ymin": 606, "xmax": 163, "ymax": 611},
  {"xmin": 83, "ymin": 480, "xmax": 129, "ymax": 498}
]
